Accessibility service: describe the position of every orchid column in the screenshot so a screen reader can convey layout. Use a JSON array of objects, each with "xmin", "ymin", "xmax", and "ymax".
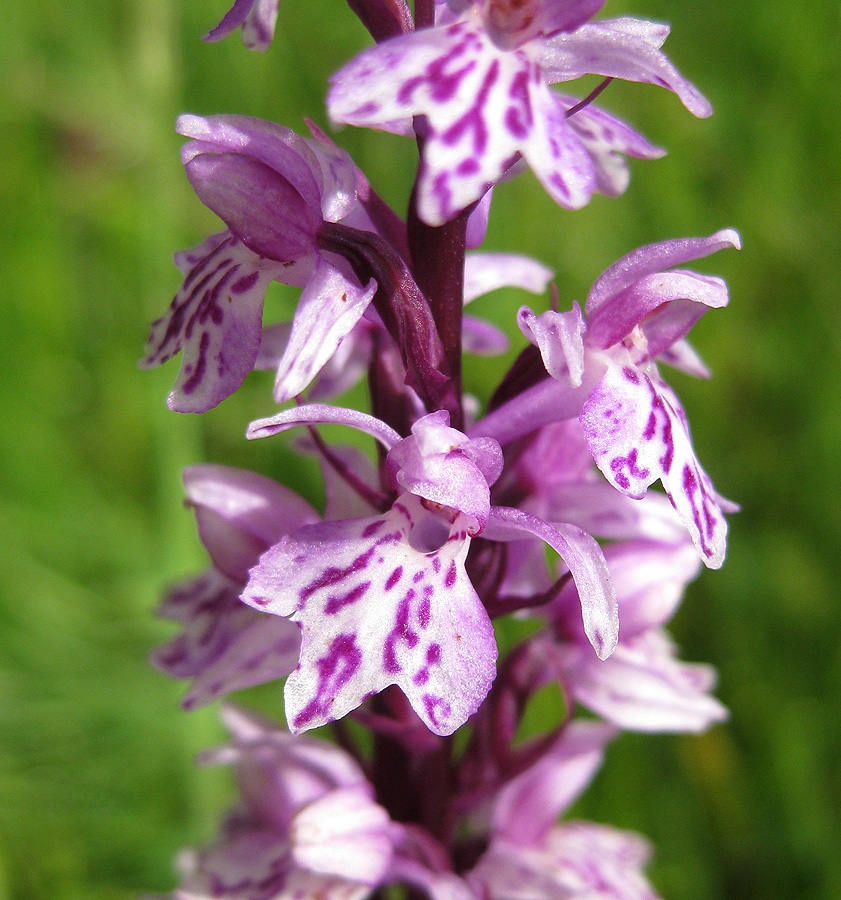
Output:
[{"xmin": 145, "ymin": 1, "xmax": 737, "ymax": 897}]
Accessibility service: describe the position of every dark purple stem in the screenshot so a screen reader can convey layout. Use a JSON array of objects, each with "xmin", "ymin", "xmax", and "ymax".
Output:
[
  {"xmin": 406, "ymin": 182, "xmax": 468, "ymax": 429},
  {"xmin": 318, "ymin": 221, "xmax": 460, "ymax": 423},
  {"xmin": 346, "ymin": 0, "xmax": 414, "ymax": 41}
]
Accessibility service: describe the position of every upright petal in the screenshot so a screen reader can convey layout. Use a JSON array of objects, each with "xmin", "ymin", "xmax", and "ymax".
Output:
[
  {"xmin": 539, "ymin": 18, "xmax": 712, "ymax": 118},
  {"xmin": 585, "ymin": 229, "xmax": 740, "ymax": 320}
]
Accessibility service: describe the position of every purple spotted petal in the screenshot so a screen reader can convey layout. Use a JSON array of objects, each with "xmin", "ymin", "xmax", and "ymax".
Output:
[
  {"xmin": 178, "ymin": 829, "xmax": 377, "ymax": 900},
  {"xmin": 580, "ymin": 364, "xmax": 728, "ymax": 567},
  {"xmin": 140, "ymin": 233, "xmax": 287, "ymax": 413},
  {"xmin": 183, "ymin": 613, "xmax": 301, "ymax": 710},
  {"xmin": 330, "ymin": 21, "xmax": 594, "ymax": 223},
  {"xmin": 242, "ymin": 495, "xmax": 497, "ymax": 735},
  {"xmin": 205, "ymin": 705, "xmax": 370, "ymax": 830},
  {"xmin": 587, "ymin": 269, "xmax": 730, "ymax": 354},
  {"xmin": 153, "ymin": 571, "xmax": 252, "ymax": 678},
  {"xmin": 585, "ymin": 229, "xmax": 741, "ymax": 319},
  {"xmin": 463, "ymin": 252, "xmax": 553, "ymax": 303},
  {"xmin": 248, "ymin": 403, "xmax": 401, "ymax": 450},
  {"xmin": 484, "ymin": 506, "xmax": 618, "ymax": 658},
  {"xmin": 524, "ymin": 85, "xmax": 596, "ymax": 210},
  {"xmin": 539, "ymin": 17, "xmax": 712, "ymax": 118},
  {"xmin": 491, "ymin": 720, "xmax": 617, "ymax": 845},
  {"xmin": 273, "ymin": 257, "xmax": 377, "ymax": 403},
  {"xmin": 204, "ymin": 0, "xmax": 280, "ymax": 51},
  {"xmin": 184, "ymin": 464, "xmax": 319, "ymax": 582}
]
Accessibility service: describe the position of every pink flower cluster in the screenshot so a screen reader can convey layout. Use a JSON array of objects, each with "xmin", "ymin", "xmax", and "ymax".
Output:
[{"xmin": 145, "ymin": 1, "xmax": 738, "ymax": 897}]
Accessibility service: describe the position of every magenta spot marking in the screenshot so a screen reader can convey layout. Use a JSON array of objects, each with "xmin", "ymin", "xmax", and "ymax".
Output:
[
  {"xmin": 422, "ymin": 694, "xmax": 451, "ymax": 729},
  {"xmin": 350, "ymin": 101, "xmax": 381, "ymax": 118},
  {"xmin": 181, "ymin": 234, "xmax": 235, "ymax": 292},
  {"xmin": 250, "ymin": 595, "xmax": 270, "ymax": 607},
  {"xmin": 300, "ymin": 545, "xmax": 376, "ymax": 603},
  {"xmin": 385, "ymin": 566, "xmax": 403, "ymax": 591},
  {"xmin": 440, "ymin": 59, "xmax": 499, "ymax": 154},
  {"xmin": 444, "ymin": 560, "xmax": 457, "ymax": 589},
  {"xmin": 413, "ymin": 570, "xmax": 425, "ymax": 583},
  {"xmin": 413, "ymin": 668, "xmax": 429, "ymax": 685},
  {"xmin": 231, "ymin": 270, "xmax": 260, "ymax": 294},
  {"xmin": 362, "ymin": 519, "xmax": 387, "ymax": 539},
  {"xmin": 432, "ymin": 557, "xmax": 442, "ymax": 574},
  {"xmin": 457, "ymin": 158, "xmax": 480, "ymax": 176},
  {"xmin": 426, "ymin": 643, "xmax": 441, "ymax": 665},
  {"xmin": 417, "ymin": 591, "xmax": 431, "ymax": 629},
  {"xmin": 293, "ymin": 632, "xmax": 362, "ymax": 728},
  {"xmin": 623, "ymin": 366, "xmax": 640, "ymax": 384},
  {"xmin": 200, "ymin": 264, "xmax": 237, "ymax": 326},
  {"xmin": 180, "ymin": 331, "xmax": 210, "ymax": 396},
  {"xmin": 610, "ymin": 448, "xmax": 651, "ymax": 490},
  {"xmin": 383, "ymin": 590, "xmax": 418, "ymax": 673},
  {"xmin": 324, "ymin": 580, "xmax": 371, "ymax": 615}
]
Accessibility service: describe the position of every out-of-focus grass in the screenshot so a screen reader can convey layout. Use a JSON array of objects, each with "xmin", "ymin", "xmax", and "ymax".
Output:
[{"xmin": 1, "ymin": 1, "xmax": 839, "ymax": 898}]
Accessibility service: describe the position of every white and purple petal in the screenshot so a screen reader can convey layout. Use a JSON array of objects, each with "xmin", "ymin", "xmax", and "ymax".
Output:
[
  {"xmin": 539, "ymin": 17, "xmax": 712, "ymax": 118},
  {"xmin": 463, "ymin": 252, "xmax": 553, "ymax": 303},
  {"xmin": 242, "ymin": 495, "xmax": 497, "ymax": 735},
  {"xmin": 518, "ymin": 303, "xmax": 587, "ymax": 386},
  {"xmin": 491, "ymin": 720, "xmax": 617, "ymax": 845},
  {"xmin": 472, "ymin": 821, "xmax": 659, "ymax": 900},
  {"xmin": 580, "ymin": 363, "xmax": 728, "ymax": 567},
  {"xmin": 184, "ymin": 464, "xmax": 320, "ymax": 581},
  {"xmin": 290, "ymin": 785, "xmax": 394, "ymax": 883},
  {"xmin": 272, "ymin": 257, "xmax": 377, "ymax": 403},
  {"xmin": 140, "ymin": 234, "xmax": 287, "ymax": 413}
]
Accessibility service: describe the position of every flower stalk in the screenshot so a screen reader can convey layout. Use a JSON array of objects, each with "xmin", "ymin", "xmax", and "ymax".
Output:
[{"xmin": 143, "ymin": 2, "xmax": 739, "ymax": 898}]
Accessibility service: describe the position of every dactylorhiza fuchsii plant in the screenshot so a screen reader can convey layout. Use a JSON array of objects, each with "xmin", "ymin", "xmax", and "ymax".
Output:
[{"xmin": 145, "ymin": 0, "xmax": 739, "ymax": 896}]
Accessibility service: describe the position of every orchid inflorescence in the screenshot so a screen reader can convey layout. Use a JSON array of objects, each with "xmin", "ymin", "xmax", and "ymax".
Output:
[{"xmin": 145, "ymin": 1, "xmax": 738, "ymax": 897}]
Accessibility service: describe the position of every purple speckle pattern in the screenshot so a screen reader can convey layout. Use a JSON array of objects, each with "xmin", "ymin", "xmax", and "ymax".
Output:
[
  {"xmin": 241, "ymin": 494, "xmax": 497, "ymax": 735},
  {"xmin": 581, "ymin": 363, "xmax": 727, "ymax": 568},
  {"xmin": 329, "ymin": 20, "xmax": 595, "ymax": 224},
  {"xmin": 141, "ymin": 232, "xmax": 284, "ymax": 413}
]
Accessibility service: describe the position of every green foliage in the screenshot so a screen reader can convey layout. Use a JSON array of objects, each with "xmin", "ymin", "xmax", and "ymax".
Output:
[{"xmin": 1, "ymin": 1, "xmax": 839, "ymax": 897}]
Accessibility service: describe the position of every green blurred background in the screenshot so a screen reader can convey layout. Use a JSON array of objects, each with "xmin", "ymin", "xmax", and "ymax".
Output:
[{"xmin": 1, "ymin": 0, "xmax": 839, "ymax": 897}]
